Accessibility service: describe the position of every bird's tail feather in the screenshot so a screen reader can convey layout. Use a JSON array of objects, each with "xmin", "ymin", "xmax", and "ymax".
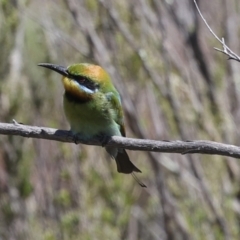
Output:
[
  {"xmin": 115, "ymin": 149, "xmax": 147, "ymax": 187},
  {"xmin": 115, "ymin": 149, "xmax": 141, "ymax": 174},
  {"xmin": 106, "ymin": 147, "xmax": 146, "ymax": 187}
]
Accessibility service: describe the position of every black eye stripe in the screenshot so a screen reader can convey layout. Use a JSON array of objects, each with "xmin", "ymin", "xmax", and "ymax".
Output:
[{"xmin": 69, "ymin": 74, "xmax": 99, "ymax": 91}]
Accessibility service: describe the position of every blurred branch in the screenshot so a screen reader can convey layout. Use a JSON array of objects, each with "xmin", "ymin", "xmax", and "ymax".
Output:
[
  {"xmin": 193, "ymin": 0, "xmax": 240, "ymax": 62},
  {"xmin": 0, "ymin": 122, "xmax": 240, "ymax": 159}
]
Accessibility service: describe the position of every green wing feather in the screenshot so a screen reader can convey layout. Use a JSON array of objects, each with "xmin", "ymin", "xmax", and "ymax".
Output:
[
  {"xmin": 106, "ymin": 91, "xmax": 126, "ymax": 137},
  {"xmin": 105, "ymin": 91, "xmax": 142, "ymax": 175}
]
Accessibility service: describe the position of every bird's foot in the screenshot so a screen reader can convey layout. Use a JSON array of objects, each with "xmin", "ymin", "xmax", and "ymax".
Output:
[
  {"xmin": 72, "ymin": 132, "xmax": 111, "ymax": 146},
  {"xmin": 73, "ymin": 134, "xmax": 78, "ymax": 144},
  {"xmin": 72, "ymin": 133, "xmax": 83, "ymax": 144},
  {"xmin": 96, "ymin": 133, "xmax": 111, "ymax": 147}
]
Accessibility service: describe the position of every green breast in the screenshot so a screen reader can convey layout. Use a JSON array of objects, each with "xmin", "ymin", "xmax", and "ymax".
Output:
[{"xmin": 63, "ymin": 92, "xmax": 120, "ymax": 138}]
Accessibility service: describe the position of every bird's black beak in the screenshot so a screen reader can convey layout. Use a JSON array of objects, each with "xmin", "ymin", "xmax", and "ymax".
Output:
[{"xmin": 38, "ymin": 63, "xmax": 69, "ymax": 77}]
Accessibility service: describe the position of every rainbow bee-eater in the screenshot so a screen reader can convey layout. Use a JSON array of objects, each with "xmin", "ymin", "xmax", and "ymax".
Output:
[{"xmin": 38, "ymin": 63, "xmax": 145, "ymax": 187}]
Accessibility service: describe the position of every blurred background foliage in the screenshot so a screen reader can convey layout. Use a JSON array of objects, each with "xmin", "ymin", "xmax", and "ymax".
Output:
[{"xmin": 0, "ymin": 0, "xmax": 240, "ymax": 239}]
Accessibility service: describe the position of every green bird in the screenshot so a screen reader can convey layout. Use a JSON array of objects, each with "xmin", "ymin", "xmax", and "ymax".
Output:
[{"xmin": 38, "ymin": 63, "xmax": 145, "ymax": 187}]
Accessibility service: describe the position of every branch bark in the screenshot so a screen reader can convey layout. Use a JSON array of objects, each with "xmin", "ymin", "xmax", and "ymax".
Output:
[{"xmin": 0, "ymin": 122, "xmax": 240, "ymax": 159}]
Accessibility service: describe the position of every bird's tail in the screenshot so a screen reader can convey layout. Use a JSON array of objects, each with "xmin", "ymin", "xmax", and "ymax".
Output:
[
  {"xmin": 115, "ymin": 149, "xmax": 141, "ymax": 174},
  {"xmin": 106, "ymin": 147, "xmax": 146, "ymax": 187}
]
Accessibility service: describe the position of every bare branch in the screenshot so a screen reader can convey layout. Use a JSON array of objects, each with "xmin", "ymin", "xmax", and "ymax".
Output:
[
  {"xmin": 193, "ymin": 0, "xmax": 240, "ymax": 62},
  {"xmin": 0, "ymin": 122, "xmax": 240, "ymax": 159}
]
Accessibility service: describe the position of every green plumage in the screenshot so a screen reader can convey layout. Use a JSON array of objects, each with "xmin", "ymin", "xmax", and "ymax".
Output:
[
  {"xmin": 38, "ymin": 63, "xmax": 142, "ymax": 176},
  {"xmin": 63, "ymin": 90, "xmax": 122, "ymax": 139}
]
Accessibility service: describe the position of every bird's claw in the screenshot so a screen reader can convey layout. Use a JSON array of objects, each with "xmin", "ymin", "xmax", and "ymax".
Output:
[
  {"xmin": 96, "ymin": 134, "xmax": 110, "ymax": 147},
  {"xmin": 72, "ymin": 133, "xmax": 110, "ymax": 146},
  {"xmin": 73, "ymin": 134, "xmax": 80, "ymax": 144}
]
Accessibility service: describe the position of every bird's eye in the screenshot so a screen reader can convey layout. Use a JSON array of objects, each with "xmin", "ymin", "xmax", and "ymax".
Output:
[
  {"xmin": 72, "ymin": 75, "xmax": 98, "ymax": 91},
  {"xmin": 76, "ymin": 76, "xmax": 85, "ymax": 83}
]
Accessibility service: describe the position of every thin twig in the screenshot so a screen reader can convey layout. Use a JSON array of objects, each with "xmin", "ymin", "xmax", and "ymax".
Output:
[
  {"xmin": 193, "ymin": 0, "xmax": 240, "ymax": 62},
  {"xmin": 0, "ymin": 122, "xmax": 240, "ymax": 159}
]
